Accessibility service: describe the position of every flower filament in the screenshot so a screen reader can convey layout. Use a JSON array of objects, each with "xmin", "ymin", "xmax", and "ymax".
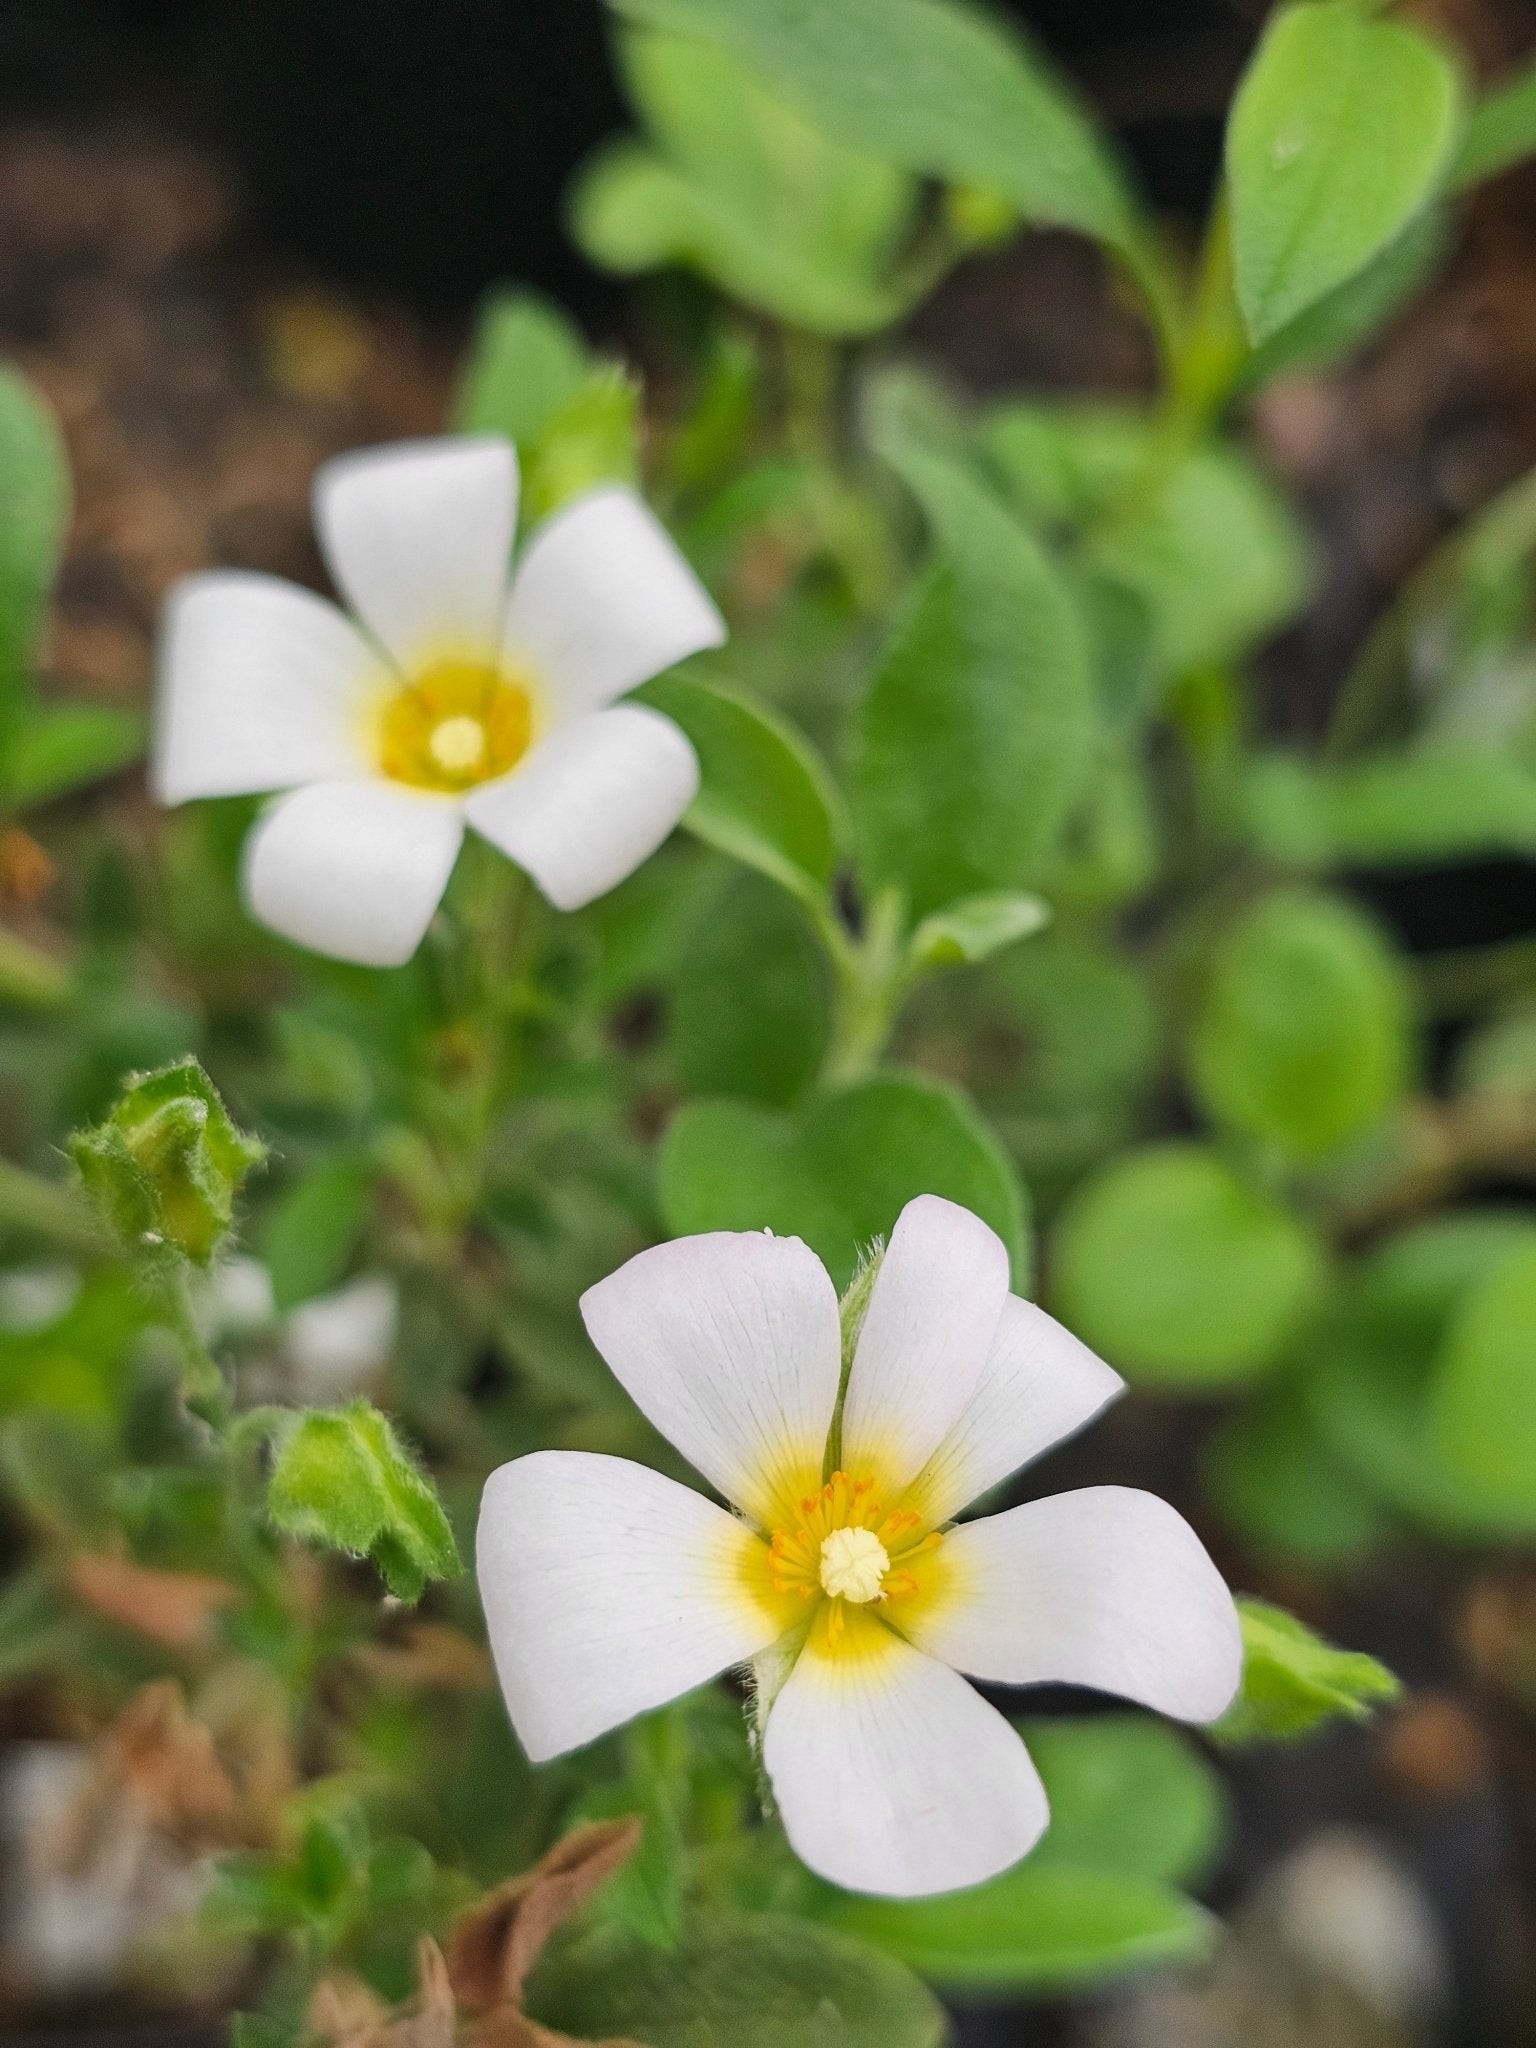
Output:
[{"xmin": 768, "ymin": 1470, "xmax": 941, "ymax": 1648}]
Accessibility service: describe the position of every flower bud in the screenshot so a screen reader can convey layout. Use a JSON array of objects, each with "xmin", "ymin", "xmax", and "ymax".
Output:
[{"xmin": 69, "ymin": 1058, "xmax": 265, "ymax": 1267}]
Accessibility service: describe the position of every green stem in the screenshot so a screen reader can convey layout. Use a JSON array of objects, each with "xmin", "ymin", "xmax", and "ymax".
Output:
[
  {"xmin": 158, "ymin": 1261, "xmax": 231, "ymax": 1431},
  {"xmin": 817, "ymin": 890, "xmax": 907, "ymax": 1090},
  {"xmin": 0, "ymin": 1156, "xmax": 101, "ymax": 1253}
]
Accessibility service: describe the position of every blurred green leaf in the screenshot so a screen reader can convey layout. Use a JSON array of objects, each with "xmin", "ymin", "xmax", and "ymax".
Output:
[
  {"xmin": 574, "ymin": 26, "xmax": 920, "ymax": 335},
  {"xmin": 265, "ymin": 1399, "xmax": 462, "ymax": 1601},
  {"xmin": 608, "ymin": 0, "xmax": 1147, "ymax": 268},
  {"xmin": 1051, "ymin": 1141, "xmax": 1326, "ymax": 1386},
  {"xmin": 521, "ymin": 365, "xmax": 641, "ymax": 526},
  {"xmin": 261, "ymin": 1154, "xmax": 372, "ymax": 1313},
  {"xmin": 530, "ymin": 1909, "xmax": 945, "ymax": 2048},
  {"xmin": 1226, "ymin": 0, "xmax": 1462, "ymax": 341},
  {"xmin": 664, "ymin": 871, "xmax": 828, "ymax": 1106},
  {"xmin": 660, "ymin": 1069, "xmax": 1029, "ymax": 1289},
  {"xmin": 573, "ymin": 1785, "xmax": 686, "ymax": 1950},
  {"xmin": 1214, "ymin": 1598, "xmax": 1400, "ymax": 1744},
  {"xmin": 640, "ymin": 672, "xmax": 847, "ymax": 905},
  {"xmin": 828, "ymin": 1862, "xmax": 1213, "ymax": 1993},
  {"xmin": 454, "ymin": 286, "xmax": 591, "ymax": 443},
  {"xmin": 1303, "ymin": 1213, "xmax": 1536, "ymax": 1539},
  {"xmin": 1240, "ymin": 208, "xmax": 1450, "ymax": 389},
  {"xmin": 1452, "ymin": 53, "xmax": 1536, "ymax": 188},
  {"xmin": 1204, "ymin": 1392, "xmax": 1391, "ymax": 1567},
  {"xmin": 1244, "ymin": 748, "xmax": 1536, "ymax": 869},
  {"xmin": 1189, "ymin": 887, "xmax": 1414, "ymax": 1160},
  {"xmin": 854, "ymin": 449, "xmax": 1093, "ymax": 918},
  {"xmin": 5, "ymin": 703, "xmax": 145, "ymax": 811},
  {"xmin": 0, "ymin": 364, "xmax": 69, "ymax": 728},
  {"xmin": 907, "ymin": 890, "xmax": 1050, "ymax": 973},
  {"xmin": 981, "ymin": 404, "xmax": 1310, "ymax": 680},
  {"xmin": 1023, "ymin": 1715, "xmax": 1227, "ymax": 1890},
  {"xmin": 1431, "ymin": 1241, "xmax": 1536, "ymax": 1519}
]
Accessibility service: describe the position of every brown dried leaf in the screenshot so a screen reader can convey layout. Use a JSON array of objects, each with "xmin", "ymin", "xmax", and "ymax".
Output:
[
  {"xmin": 448, "ymin": 1818, "xmax": 643, "ymax": 2016},
  {"xmin": 355, "ymin": 1620, "xmax": 493, "ymax": 1692},
  {"xmin": 106, "ymin": 1680, "xmax": 243, "ymax": 1853},
  {"xmin": 69, "ymin": 1551, "xmax": 237, "ymax": 1650},
  {"xmin": 308, "ymin": 1940, "xmax": 455, "ymax": 2048}
]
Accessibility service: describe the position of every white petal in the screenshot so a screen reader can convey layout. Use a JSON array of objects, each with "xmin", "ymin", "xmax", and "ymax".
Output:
[
  {"xmin": 477, "ymin": 1450, "xmax": 784, "ymax": 1762},
  {"xmin": 840, "ymin": 1196, "xmax": 1011, "ymax": 1496},
  {"xmin": 153, "ymin": 572, "xmax": 379, "ymax": 804},
  {"xmin": 463, "ymin": 704, "xmax": 698, "ymax": 911},
  {"xmin": 314, "ymin": 436, "xmax": 517, "ymax": 670},
  {"xmin": 762, "ymin": 1609, "xmax": 1048, "ymax": 1896},
  {"xmin": 579, "ymin": 1230, "xmax": 841, "ymax": 1528},
  {"xmin": 904, "ymin": 1297, "xmax": 1124, "ymax": 1526},
  {"xmin": 242, "ymin": 780, "xmax": 463, "ymax": 967},
  {"xmin": 503, "ymin": 486, "xmax": 724, "ymax": 720},
  {"xmin": 904, "ymin": 1486, "xmax": 1242, "ymax": 1723}
]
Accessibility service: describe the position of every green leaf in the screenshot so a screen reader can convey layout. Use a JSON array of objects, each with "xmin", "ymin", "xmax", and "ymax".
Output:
[
  {"xmin": 1241, "ymin": 747, "xmax": 1536, "ymax": 869},
  {"xmin": 1304, "ymin": 1212, "xmax": 1536, "ymax": 1539},
  {"xmin": 572, "ymin": 1786, "xmax": 685, "ymax": 1949},
  {"xmin": 572, "ymin": 26, "xmax": 920, "ymax": 335},
  {"xmin": 453, "ymin": 287, "xmax": 591, "ymax": 443},
  {"xmin": 529, "ymin": 1910, "xmax": 945, "ymax": 2048},
  {"xmin": 520, "ymin": 365, "xmax": 641, "ymax": 527},
  {"xmin": 827, "ymin": 1863, "xmax": 1213, "ymax": 1993},
  {"xmin": 907, "ymin": 891, "xmax": 1050, "ymax": 973},
  {"xmin": 1239, "ymin": 207, "xmax": 1450, "ymax": 389},
  {"xmin": 659, "ymin": 1069, "xmax": 1029, "ymax": 1289},
  {"xmin": 1050, "ymin": 1141, "xmax": 1326, "ymax": 1386},
  {"xmin": 639, "ymin": 672, "xmax": 847, "ymax": 905},
  {"xmin": 0, "ymin": 365, "xmax": 69, "ymax": 723},
  {"xmin": 1204, "ymin": 1392, "xmax": 1391, "ymax": 1567},
  {"xmin": 1189, "ymin": 886, "xmax": 1414, "ymax": 1160},
  {"xmin": 608, "ymin": 0, "xmax": 1146, "ymax": 265},
  {"xmin": 1431, "ymin": 1241, "xmax": 1536, "ymax": 1519},
  {"xmin": 1214, "ymin": 1598, "xmax": 1400, "ymax": 1745},
  {"xmin": 1452, "ymin": 54, "xmax": 1536, "ymax": 188},
  {"xmin": 1023, "ymin": 1716, "xmax": 1227, "ymax": 1890},
  {"xmin": 4, "ymin": 703, "xmax": 144, "ymax": 811},
  {"xmin": 854, "ymin": 450, "xmax": 1093, "ymax": 918},
  {"xmin": 261, "ymin": 1155, "xmax": 373, "ymax": 1312},
  {"xmin": 1226, "ymin": 0, "xmax": 1463, "ymax": 342},
  {"xmin": 981, "ymin": 404, "xmax": 1311, "ymax": 680},
  {"xmin": 664, "ymin": 870, "xmax": 828, "ymax": 1105},
  {"xmin": 265, "ymin": 1399, "xmax": 461, "ymax": 1601}
]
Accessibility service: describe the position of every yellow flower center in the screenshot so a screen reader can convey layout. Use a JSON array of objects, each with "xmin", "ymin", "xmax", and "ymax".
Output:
[
  {"xmin": 378, "ymin": 657, "xmax": 535, "ymax": 793},
  {"xmin": 767, "ymin": 1470, "xmax": 941, "ymax": 1648}
]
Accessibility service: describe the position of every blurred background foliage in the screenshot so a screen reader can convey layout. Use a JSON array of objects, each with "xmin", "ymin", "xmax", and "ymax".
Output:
[{"xmin": 2, "ymin": 0, "xmax": 1536, "ymax": 2042}]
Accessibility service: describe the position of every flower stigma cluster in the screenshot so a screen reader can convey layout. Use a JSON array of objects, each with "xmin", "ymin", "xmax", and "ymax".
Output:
[{"xmin": 768, "ymin": 1470, "xmax": 940, "ymax": 1645}]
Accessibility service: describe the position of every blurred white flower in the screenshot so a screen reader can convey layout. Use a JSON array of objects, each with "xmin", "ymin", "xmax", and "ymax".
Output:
[
  {"xmin": 154, "ymin": 438, "xmax": 723, "ymax": 965},
  {"xmin": 195, "ymin": 1253, "xmax": 277, "ymax": 1342},
  {"xmin": 0, "ymin": 1743, "xmax": 207, "ymax": 1994},
  {"xmin": 477, "ymin": 1195, "xmax": 1242, "ymax": 1898},
  {"xmin": 0, "ymin": 1263, "xmax": 81, "ymax": 1333},
  {"xmin": 284, "ymin": 1272, "xmax": 399, "ymax": 1401}
]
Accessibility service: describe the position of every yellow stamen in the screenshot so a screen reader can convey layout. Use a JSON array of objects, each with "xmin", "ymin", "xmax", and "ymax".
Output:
[{"xmin": 761, "ymin": 1467, "xmax": 943, "ymax": 1649}]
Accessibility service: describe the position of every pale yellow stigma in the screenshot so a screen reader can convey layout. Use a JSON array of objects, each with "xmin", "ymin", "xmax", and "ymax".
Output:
[
  {"xmin": 427, "ymin": 714, "xmax": 487, "ymax": 775},
  {"xmin": 819, "ymin": 1525, "xmax": 890, "ymax": 1604}
]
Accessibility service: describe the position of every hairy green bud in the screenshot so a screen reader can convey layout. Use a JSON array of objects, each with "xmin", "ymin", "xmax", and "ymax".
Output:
[{"xmin": 69, "ymin": 1057, "xmax": 265, "ymax": 1267}]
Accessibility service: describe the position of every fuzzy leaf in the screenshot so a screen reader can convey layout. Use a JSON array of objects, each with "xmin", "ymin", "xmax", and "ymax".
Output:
[{"xmin": 1214, "ymin": 1598, "xmax": 1400, "ymax": 1744}]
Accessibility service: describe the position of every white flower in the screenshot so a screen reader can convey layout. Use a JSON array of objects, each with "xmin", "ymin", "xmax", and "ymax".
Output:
[
  {"xmin": 153, "ymin": 438, "xmax": 724, "ymax": 966},
  {"xmin": 477, "ymin": 1195, "xmax": 1242, "ymax": 1898}
]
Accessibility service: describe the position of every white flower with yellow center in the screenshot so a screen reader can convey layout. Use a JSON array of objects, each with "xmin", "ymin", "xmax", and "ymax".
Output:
[
  {"xmin": 477, "ymin": 1195, "xmax": 1242, "ymax": 1898},
  {"xmin": 153, "ymin": 437, "xmax": 724, "ymax": 966}
]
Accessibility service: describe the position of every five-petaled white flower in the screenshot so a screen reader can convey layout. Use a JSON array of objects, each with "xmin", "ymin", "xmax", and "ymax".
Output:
[
  {"xmin": 153, "ymin": 438, "xmax": 724, "ymax": 966},
  {"xmin": 477, "ymin": 1195, "xmax": 1242, "ymax": 1898}
]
